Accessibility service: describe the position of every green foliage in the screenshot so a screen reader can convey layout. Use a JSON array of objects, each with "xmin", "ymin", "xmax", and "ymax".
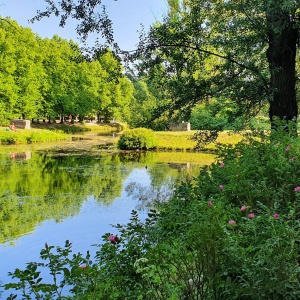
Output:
[
  {"xmin": 4, "ymin": 125, "xmax": 300, "ymax": 299},
  {"xmin": 117, "ymin": 128, "xmax": 158, "ymax": 150},
  {"xmin": 135, "ymin": 0, "xmax": 299, "ymax": 134},
  {"xmin": 190, "ymin": 101, "xmax": 245, "ymax": 131},
  {"xmin": 0, "ymin": 18, "xmax": 135, "ymax": 125}
]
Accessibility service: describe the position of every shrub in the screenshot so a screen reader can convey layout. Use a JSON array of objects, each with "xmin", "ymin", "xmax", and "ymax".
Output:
[{"xmin": 117, "ymin": 128, "xmax": 158, "ymax": 150}]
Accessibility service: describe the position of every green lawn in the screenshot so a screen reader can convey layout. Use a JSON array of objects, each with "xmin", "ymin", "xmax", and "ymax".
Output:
[{"xmin": 155, "ymin": 130, "xmax": 243, "ymax": 151}]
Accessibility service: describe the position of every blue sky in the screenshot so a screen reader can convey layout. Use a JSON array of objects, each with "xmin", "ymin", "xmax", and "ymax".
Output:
[{"xmin": 0, "ymin": 0, "xmax": 168, "ymax": 50}]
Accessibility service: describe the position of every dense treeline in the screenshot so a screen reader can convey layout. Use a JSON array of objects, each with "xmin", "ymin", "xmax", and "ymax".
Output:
[
  {"xmin": 0, "ymin": 17, "xmax": 140, "ymax": 126},
  {"xmin": 1, "ymin": 17, "xmax": 230, "ymax": 132}
]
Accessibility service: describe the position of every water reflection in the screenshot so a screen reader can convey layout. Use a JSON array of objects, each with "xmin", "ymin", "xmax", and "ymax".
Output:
[
  {"xmin": 9, "ymin": 151, "xmax": 31, "ymax": 160},
  {"xmin": 0, "ymin": 149, "xmax": 216, "ymax": 298},
  {"xmin": 0, "ymin": 151, "xmax": 206, "ymax": 245}
]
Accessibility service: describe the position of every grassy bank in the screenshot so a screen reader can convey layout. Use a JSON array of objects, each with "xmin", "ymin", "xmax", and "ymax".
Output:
[
  {"xmin": 0, "ymin": 123, "xmax": 120, "ymax": 145},
  {"xmin": 0, "ymin": 123, "xmax": 243, "ymax": 151},
  {"xmin": 155, "ymin": 130, "xmax": 243, "ymax": 151},
  {"xmin": 0, "ymin": 128, "xmax": 67, "ymax": 145}
]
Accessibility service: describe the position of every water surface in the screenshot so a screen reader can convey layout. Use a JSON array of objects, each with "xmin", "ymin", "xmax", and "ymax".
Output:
[{"xmin": 0, "ymin": 145, "xmax": 215, "ymax": 295}]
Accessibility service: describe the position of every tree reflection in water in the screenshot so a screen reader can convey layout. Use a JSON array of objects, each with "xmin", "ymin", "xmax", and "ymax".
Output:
[{"xmin": 0, "ymin": 150, "xmax": 208, "ymax": 244}]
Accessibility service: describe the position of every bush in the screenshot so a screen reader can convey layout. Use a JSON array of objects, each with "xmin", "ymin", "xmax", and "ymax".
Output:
[{"xmin": 117, "ymin": 128, "xmax": 158, "ymax": 150}]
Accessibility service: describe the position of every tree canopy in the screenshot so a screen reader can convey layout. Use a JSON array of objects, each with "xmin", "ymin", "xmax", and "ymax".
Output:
[
  {"xmin": 0, "ymin": 17, "xmax": 134, "ymax": 125},
  {"xmin": 137, "ymin": 0, "xmax": 300, "ymax": 132},
  {"xmin": 31, "ymin": 0, "xmax": 300, "ymax": 133}
]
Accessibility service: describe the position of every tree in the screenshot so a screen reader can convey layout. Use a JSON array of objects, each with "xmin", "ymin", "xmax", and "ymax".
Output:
[
  {"xmin": 40, "ymin": 35, "xmax": 83, "ymax": 123},
  {"xmin": 94, "ymin": 49, "xmax": 133, "ymax": 122},
  {"xmin": 0, "ymin": 18, "xmax": 45, "ymax": 121},
  {"xmin": 33, "ymin": 0, "xmax": 299, "ymax": 134},
  {"xmin": 137, "ymin": 0, "xmax": 299, "ymax": 134}
]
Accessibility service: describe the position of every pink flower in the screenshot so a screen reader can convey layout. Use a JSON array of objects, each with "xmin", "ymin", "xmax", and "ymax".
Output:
[
  {"xmin": 108, "ymin": 234, "xmax": 116, "ymax": 242},
  {"xmin": 248, "ymin": 213, "xmax": 255, "ymax": 219},
  {"xmin": 241, "ymin": 205, "xmax": 247, "ymax": 211},
  {"xmin": 273, "ymin": 214, "xmax": 279, "ymax": 219},
  {"xmin": 207, "ymin": 201, "xmax": 212, "ymax": 207},
  {"xmin": 228, "ymin": 220, "xmax": 236, "ymax": 225},
  {"xmin": 290, "ymin": 156, "xmax": 295, "ymax": 162},
  {"xmin": 294, "ymin": 187, "xmax": 300, "ymax": 192},
  {"xmin": 219, "ymin": 162, "xmax": 225, "ymax": 168},
  {"xmin": 219, "ymin": 185, "xmax": 224, "ymax": 190},
  {"xmin": 79, "ymin": 264, "xmax": 86, "ymax": 268},
  {"xmin": 108, "ymin": 234, "xmax": 120, "ymax": 244},
  {"xmin": 286, "ymin": 146, "xmax": 290, "ymax": 151}
]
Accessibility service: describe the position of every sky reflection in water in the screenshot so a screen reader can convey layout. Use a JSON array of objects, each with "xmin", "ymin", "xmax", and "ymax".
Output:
[{"xmin": 0, "ymin": 150, "xmax": 211, "ymax": 293}]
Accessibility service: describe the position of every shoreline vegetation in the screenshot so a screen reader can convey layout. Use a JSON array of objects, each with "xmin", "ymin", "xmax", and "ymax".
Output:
[{"xmin": 0, "ymin": 122, "xmax": 243, "ymax": 152}]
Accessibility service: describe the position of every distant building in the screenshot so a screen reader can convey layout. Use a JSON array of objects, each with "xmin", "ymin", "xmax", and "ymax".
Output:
[
  {"xmin": 10, "ymin": 119, "xmax": 31, "ymax": 129},
  {"xmin": 168, "ymin": 121, "xmax": 191, "ymax": 131}
]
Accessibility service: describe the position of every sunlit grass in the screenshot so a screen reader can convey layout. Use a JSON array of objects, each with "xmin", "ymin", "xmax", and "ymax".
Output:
[
  {"xmin": 155, "ymin": 130, "xmax": 243, "ymax": 151},
  {"xmin": 155, "ymin": 131, "xmax": 197, "ymax": 150},
  {"xmin": 0, "ymin": 125, "xmax": 244, "ymax": 152},
  {"xmin": 0, "ymin": 128, "xmax": 67, "ymax": 145},
  {"xmin": 153, "ymin": 151, "xmax": 216, "ymax": 165}
]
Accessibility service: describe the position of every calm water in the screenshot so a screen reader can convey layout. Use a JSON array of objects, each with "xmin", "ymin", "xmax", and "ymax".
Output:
[{"xmin": 0, "ymin": 147, "xmax": 214, "ymax": 296}]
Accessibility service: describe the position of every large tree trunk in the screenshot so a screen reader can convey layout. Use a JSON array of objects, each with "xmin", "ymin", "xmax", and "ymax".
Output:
[{"xmin": 266, "ymin": 11, "xmax": 298, "ymax": 136}]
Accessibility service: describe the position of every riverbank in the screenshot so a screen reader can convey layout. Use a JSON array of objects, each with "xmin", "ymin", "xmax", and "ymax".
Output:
[{"xmin": 0, "ymin": 122, "xmax": 244, "ymax": 152}]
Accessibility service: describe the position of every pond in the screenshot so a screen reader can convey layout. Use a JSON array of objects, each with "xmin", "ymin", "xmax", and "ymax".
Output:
[{"xmin": 0, "ymin": 142, "xmax": 215, "ymax": 296}]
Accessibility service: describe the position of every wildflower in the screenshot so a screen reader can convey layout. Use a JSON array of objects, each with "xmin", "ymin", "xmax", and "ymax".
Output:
[
  {"xmin": 207, "ymin": 201, "xmax": 212, "ymax": 207},
  {"xmin": 241, "ymin": 205, "xmax": 247, "ymax": 211},
  {"xmin": 79, "ymin": 264, "xmax": 87, "ymax": 269},
  {"xmin": 294, "ymin": 187, "xmax": 300, "ymax": 192},
  {"xmin": 108, "ymin": 234, "xmax": 121, "ymax": 244},
  {"xmin": 228, "ymin": 220, "xmax": 236, "ymax": 225},
  {"xmin": 286, "ymin": 146, "xmax": 290, "ymax": 151},
  {"xmin": 219, "ymin": 162, "xmax": 225, "ymax": 168},
  {"xmin": 108, "ymin": 234, "xmax": 115, "ymax": 242},
  {"xmin": 290, "ymin": 156, "xmax": 295, "ymax": 162},
  {"xmin": 273, "ymin": 214, "xmax": 279, "ymax": 219},
  {"xmin": 276, "ymin": 142, "xmax": 280, "ymax": 146},
  {"xmin": 219, "ymin": 185, "xmax": 224, "ymax": 190},
  {"xmin": 248, "ymin": 213, "xmax": 255, "ymax": 219}
]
